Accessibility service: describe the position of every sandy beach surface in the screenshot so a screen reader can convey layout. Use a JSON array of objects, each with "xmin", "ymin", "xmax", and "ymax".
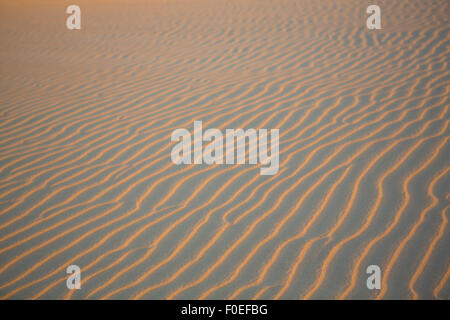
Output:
[{"xmin": 0, "ymin": 0, "xmax": 449, "ymax": 299}]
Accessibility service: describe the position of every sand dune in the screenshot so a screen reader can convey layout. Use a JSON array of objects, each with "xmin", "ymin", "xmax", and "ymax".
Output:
[{"xmin": 0, "ymin": 0, "xmax": 449, "ymax": 299}]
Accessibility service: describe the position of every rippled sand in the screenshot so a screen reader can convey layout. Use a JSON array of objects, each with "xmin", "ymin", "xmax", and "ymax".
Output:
[{"xmin": 0, "ymin": 0, "xmax": 449, "ymax": 299}]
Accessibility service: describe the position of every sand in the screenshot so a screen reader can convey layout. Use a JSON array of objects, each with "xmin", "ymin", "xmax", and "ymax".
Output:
[{"xmin": 0, "ymin": 0, "xmax": 449, "ymax": 299}]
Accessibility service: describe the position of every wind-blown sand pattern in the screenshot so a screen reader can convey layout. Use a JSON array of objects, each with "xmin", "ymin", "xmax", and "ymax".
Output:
[{"xmin": 0, "ymin": 0, "xmax": 449, "ymax": 299}]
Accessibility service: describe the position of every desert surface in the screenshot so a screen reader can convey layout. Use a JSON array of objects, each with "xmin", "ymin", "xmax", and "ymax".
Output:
[{"xmin": 0, "ymin": 0, "xmax": 448, "ymax": 299}]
